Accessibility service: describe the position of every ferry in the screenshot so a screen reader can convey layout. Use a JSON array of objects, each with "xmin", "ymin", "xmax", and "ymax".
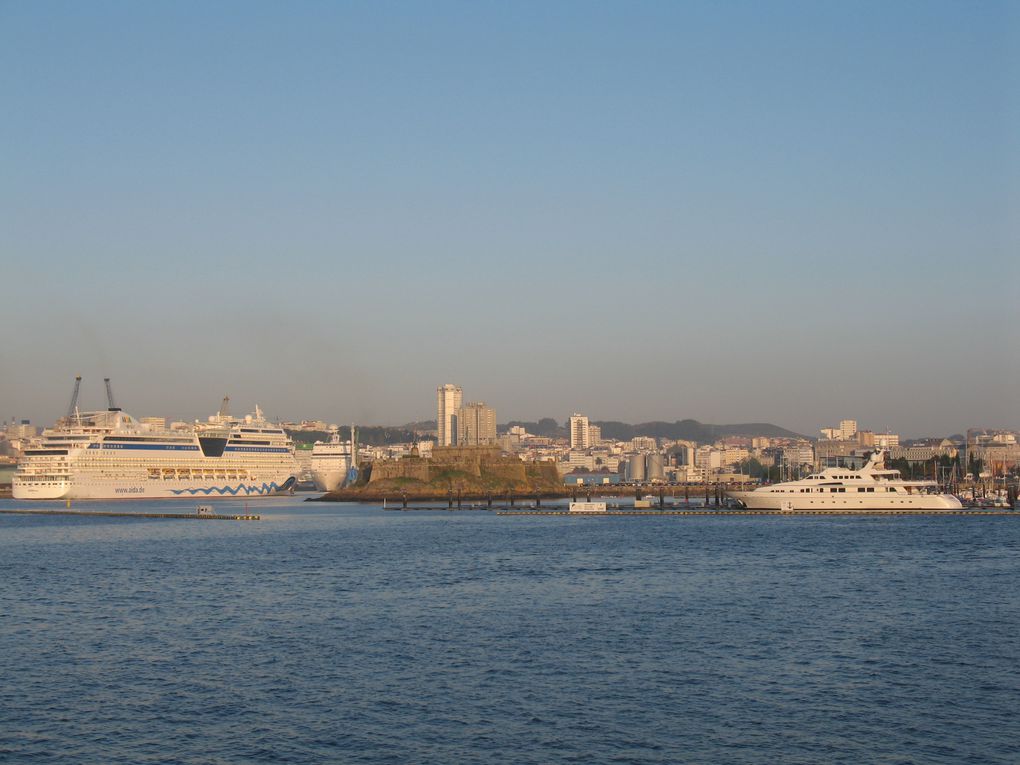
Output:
[
  {"xmin": 13, "ymin": 403, "xmax": 298, "ymax": 500},
  {"xmin": 726, "ymin": 450, "xmax": 963, "ymax": 511}
]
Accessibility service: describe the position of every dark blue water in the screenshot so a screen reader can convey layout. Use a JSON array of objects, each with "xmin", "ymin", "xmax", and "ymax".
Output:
[{"xmin": 1, "ymin": 498, "xmax": 1018, "ymax": 764}]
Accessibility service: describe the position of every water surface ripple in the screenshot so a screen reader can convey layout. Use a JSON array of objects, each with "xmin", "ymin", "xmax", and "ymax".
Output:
[{"xmin": 1, "ymin": 499, "xmax": 1018, "ymax": 763}]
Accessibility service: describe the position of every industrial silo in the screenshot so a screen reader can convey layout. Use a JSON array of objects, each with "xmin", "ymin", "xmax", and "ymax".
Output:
[
  {"xmin": 646, "ymin": 453, "xmax": 665, "ymax": 482},
  {"xmin": 627, "ymin": 454, "xmax": 647, "ymax": 482}
]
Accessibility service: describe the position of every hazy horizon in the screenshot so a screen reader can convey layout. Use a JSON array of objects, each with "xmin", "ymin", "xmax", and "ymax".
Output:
[{"xmin": 3, "ymin": 2, "xmax": 1018, "ymax": 438}]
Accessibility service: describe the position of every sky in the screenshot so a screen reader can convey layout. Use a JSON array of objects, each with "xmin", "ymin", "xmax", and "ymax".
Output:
[{"xmin": 1, "ymin": 1, "xmax": 1018, "ymax": 438}]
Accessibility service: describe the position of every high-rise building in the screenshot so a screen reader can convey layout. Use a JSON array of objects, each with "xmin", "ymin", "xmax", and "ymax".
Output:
[
  {"xmin": 457, "ymin": 402, "xmax": 496, "ymax": 446},
  {"xmin": 839, "ymin": 420, "xmax": 858, "ymax": 441},
  {"xmin": 569, "ymin": 413, "xmax": 590, "ymax": 450},
  {"xmin": 588, "ymin": 424, "xmax": 601, "ymax": 446},
  {"xmin": 437, "ymin": 384, "xmax": 463, "ymax": 446}
]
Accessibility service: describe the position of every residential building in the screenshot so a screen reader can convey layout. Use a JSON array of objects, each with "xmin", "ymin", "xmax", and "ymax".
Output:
[
  {"xmin": 721, "ymin": 447, "xmax": 750, "ymax": 467},
  {"xmin": 457, "ymin": 402, "xmax": 496, "ymax": 446},
  {"xmin": 569, "ymin": 413, "xmax": 590, "ymax": 450},
  {"xmin": 875, "ymin": 433, "xmax": 900, "ymax": 448},
  {"xmin": 436, "ymin": 384, "xmax": 463, "ymax": 446}
]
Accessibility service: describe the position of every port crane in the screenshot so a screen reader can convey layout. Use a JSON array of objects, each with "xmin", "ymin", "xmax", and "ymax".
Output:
[
  {"xmin": 65, "ymin": 375, "xmax": 82, "ymax": 423},
  {"xmin": 104, "ymin": 377, "xmax": 121, "ymax": 412}
]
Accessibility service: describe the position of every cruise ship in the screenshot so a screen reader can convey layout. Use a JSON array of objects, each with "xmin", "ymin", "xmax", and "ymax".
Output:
[
  {"xmin": 13, "ymin": 403, "xmax": 298, "ymax": 500},
  {"xmin": 726, "ymin": 450, "xmax": 963, "ymax": 511},
  {"xmin": 309, "ymin": 427, "xmax": 356, "ymax": 492}
]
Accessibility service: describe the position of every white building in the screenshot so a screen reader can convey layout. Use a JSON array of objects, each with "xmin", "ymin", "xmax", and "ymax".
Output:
[
  {"xmin": 782, "ymin": 444, "xmax": 815, "ymax": 466},
  {"xmin": 569, "ymin": 413, "xmax": 590, "ymax": 450},
  {"xmin": 5, "ymin": 421, "xmax": 38, "ymax": 440},
  {"xmin": 840, "ymin": 419, "xmax": 858, "ymax": 440},
  {"xmin": 875, "ymin": 433, "xmax": 900, "ymax": 448},
  {"xmin": 695, "ymin": 449, "xmax": 722, "ymax": 471},
  {"xmin": 436, "ymin": 384, "xmax": 463, "ymax": 446}
]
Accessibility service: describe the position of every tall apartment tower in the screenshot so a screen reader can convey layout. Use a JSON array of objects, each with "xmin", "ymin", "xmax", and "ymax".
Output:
[
  {"xmin": 457, "ymin": 402, "xmax": 497, "ymax": 446},
  {"xmin": 437, "ymin": 384, "xmax": 463, "ymax": 446},
  {"xmin": 569, "ymin": 413, "xmax": 590, "ymax": 450},
  {"xmin": 839, "ymin": 419, "xmax": 858, "ymax": 441}
]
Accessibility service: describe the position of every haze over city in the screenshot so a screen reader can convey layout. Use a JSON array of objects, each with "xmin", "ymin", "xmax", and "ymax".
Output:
[{"xmin": 2, "ymin": 1, "xmax": 1017, "ymax": 437}]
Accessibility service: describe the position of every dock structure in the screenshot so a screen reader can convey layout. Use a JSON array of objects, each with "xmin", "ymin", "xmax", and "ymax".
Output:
[
  {"xmin": 0, "ymin": 509, "xmax": 260, "ymax": 521},
  {"xmin": 379, "ymin": 504, "xmax": 1018, "ymax": 517},
  {"xmin": 496, "ymin": 509, "xmax": 1018, "ymax": 517}
]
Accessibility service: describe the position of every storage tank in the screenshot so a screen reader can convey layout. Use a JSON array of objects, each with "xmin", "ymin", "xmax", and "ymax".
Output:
[
  {"xmin": 627, "ymin": 454, "xmax": 647, "ymax": 482},
  {"xmin": 646, "ymin": 453, "xmax": 665, "ymax": 481}
]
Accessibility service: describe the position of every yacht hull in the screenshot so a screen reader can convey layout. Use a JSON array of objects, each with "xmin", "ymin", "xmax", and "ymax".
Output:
[{"xmin": 727, "ymin": 491, "xmax": 963, "ymax": 511}]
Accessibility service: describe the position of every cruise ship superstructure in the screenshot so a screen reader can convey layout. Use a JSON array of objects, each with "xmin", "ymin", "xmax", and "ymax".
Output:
[
  {"xmin": 726, "ymin": 450, "xmax": 963, "ymax": 511},
  {"xmin": 13, "ymin": 400, "xmax": 298, "ymax": 500}
]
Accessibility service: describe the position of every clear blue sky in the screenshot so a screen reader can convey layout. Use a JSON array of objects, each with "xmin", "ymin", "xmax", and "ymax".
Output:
[{"xmin": 2, "ymin": 1, "xmax": 1017, "ymax": 437}]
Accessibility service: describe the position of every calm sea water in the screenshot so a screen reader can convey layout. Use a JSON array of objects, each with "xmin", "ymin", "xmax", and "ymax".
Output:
[{"xmin": 1, "ymin": 497, "xmax": 1018, "ymax": 764}]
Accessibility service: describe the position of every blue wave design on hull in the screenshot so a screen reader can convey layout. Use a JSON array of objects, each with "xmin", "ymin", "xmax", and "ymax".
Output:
[{"xmin": 171, "ymin": 479, "xmax": 292, "ymax": 496}]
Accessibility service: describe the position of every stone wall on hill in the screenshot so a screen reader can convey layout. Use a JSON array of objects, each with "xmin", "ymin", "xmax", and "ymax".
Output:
[{"xmin": 369, "ymin": 445, "xmax": 532, "ymax": 484}]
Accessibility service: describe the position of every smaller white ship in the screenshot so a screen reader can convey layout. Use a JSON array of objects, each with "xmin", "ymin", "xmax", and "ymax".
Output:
[
  {"xmin": 310, "ymin": 426, "xmax": 357, "ymax": 492},
  {"xmin": 727, "ymin": 450, "xmax": 963, "ymax": 511}
]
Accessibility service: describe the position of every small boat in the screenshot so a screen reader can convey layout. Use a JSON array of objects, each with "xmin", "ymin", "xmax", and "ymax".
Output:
[{"xmin": 569, "ymin": 501, "xmax": 607, "ymax": 513}]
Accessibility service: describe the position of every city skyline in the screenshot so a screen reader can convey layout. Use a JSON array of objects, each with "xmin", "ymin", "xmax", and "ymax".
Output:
[
  {"xmin": 2, "ymin": 2, "xmax": 1017, "ymax": 437},
  {"xmin": 2, "ymin": 373, "xmax": 1011, "ymax": 442}
]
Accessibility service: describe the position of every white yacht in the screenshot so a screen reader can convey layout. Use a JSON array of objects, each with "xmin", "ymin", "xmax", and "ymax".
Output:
[
  {"xmin": 309, "ymin": 427, "xmax": 356, "ymax": 492},
  {"xmin": 14, "ymin": 402, "xmax": 298, "ymax": 500},
  {"xmin": 727, "ymin": 450, "xmax": 963, "ymax": 511}
]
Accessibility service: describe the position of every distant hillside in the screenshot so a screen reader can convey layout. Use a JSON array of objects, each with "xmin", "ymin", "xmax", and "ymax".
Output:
[
  {"xmin": 291, "ymin": 419, "xmax": 803, "ymax": 447},
  {"xmin": 288, "ymin": 425, "xmax": 428, "ymax": 446},
  {"xmin": 503, "ymin": 418, "xmax": 567, "ymax": 438},
  {"xmin": 593, "ymin": 420, "xmax": 804, "ymax": 444},
  {"xmin": 400, "ymin": 420, "xmax": 437, "ymax": 432}
]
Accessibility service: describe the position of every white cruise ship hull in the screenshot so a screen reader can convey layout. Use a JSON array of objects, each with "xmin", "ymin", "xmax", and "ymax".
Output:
[
  {"xmin": 310, "ymin": 468, "xmax": 345, "ymax": 493},
  {"xmin": 12, "ymin": 480, "xmax": 73, "ymax": 501},
  {"xmin": 13, "ymin": 474, "xmax": 296, "ymax": 501},
  {"xmin": 727, "ymin": 490, "xmax": 963, "ymax": 511}
]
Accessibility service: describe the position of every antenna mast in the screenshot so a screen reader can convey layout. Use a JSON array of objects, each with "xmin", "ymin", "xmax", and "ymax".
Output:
[{"xmin": 104, "ymin": 377, "xmax": 121, "ymax": 411}]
